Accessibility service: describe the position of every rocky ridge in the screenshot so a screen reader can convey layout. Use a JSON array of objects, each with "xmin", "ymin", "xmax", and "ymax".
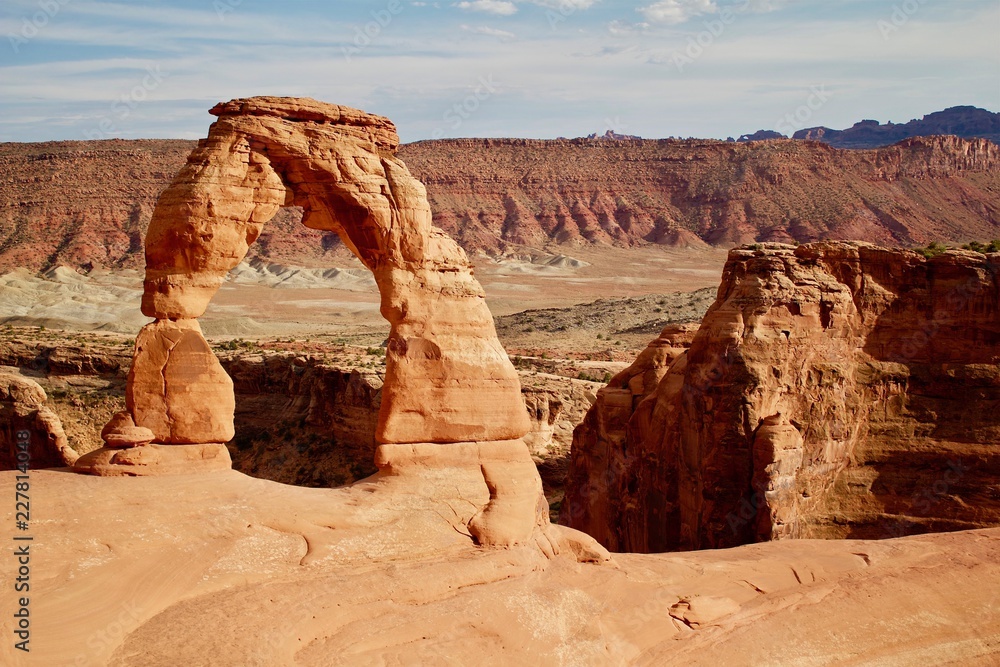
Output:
[
  {"xmin": 1, "ymin": 134, "xmax": 998, "ymax": 272},
  {"xmin": 793, "ymin": 105, "xmax": 1000, "ymax": 148}
]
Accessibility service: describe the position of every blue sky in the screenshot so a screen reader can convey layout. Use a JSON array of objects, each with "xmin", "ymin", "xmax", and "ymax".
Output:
[{"xmin": 1, "ymin": 0, "xmax": 997, "ymax": 143}]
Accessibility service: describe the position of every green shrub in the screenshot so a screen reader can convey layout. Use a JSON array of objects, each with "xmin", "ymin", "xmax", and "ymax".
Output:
[
  {"xmin": 962, "ymin": 240, "xmax": 1000, "ymax": 254},
  {"xmin": 915, "ymin": 241, "xmax": 948, "ymax": 259}
]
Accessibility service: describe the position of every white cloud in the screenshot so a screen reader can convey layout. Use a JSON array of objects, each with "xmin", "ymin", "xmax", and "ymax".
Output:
[
  {"xmin": 607, "ymin": 20, "xmax": 650, "ymax": 36},
  {"xmin": 0, "ymin": 0, "xmax": 995, "ymax": 143},
  {"xmin": 638, "ymin": 0, "xmax": 717, "ymax": 24},
  {"xmin": 454, "ymin": 0, "xmax": 518, "ymax": 15},
  {"xmin": 461, "ymin": 24, "xmax": 517, "ymax": 39},
  {"xmin": 453, "ymin": 0, "xmax": 598, "ymax": 14},
  {"xmin": 526, "ymin": 0, "xmax": 599, "ymax": 8},
  {"xmin": 741, "ymin": 0, "xmax": 791, "ymax": 12}
]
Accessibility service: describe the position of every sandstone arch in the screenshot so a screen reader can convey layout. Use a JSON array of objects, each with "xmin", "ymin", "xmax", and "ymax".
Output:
[
  {"xmin": 141, "ymin": 97, "xmax": 529, "ymax": 444},
  {"xmin": 81, "ymin": 97, "xmax": 554, "ymax": 548}
]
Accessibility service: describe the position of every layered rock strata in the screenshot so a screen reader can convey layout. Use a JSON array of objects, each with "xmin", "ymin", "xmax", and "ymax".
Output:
[
  {"xmin": 562, "ymin": 242, "xmax": 1000, "ymax": 552},
  {"xmin": 84, "ymin": 97, "xmax": 552, "ymax": 549},
  {"xmin": 4, "ymin": 133, "xmax": 1000, "ymax": 272}
]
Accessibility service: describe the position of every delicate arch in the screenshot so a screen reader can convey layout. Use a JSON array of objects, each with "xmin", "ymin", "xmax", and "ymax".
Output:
[{"xmin": 137, "ymin": 97, "xmax": 529, "ymax": 445}]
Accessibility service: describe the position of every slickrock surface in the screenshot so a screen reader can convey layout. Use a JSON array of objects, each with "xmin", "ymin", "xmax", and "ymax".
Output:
[
  {"xmin": 2, "ymin": 469, "xmax": 998, "ymax": 666},
  {"xmin": 2, "ymin": 134, "xmax": 998, "ymax": 272},
  {"xmin": 0, "ymin": 372, "xmax": 76, "ymax": 469},
  {"xmin": 563, "ymin": 242, "xmax": 1000, "ymax": 552}
]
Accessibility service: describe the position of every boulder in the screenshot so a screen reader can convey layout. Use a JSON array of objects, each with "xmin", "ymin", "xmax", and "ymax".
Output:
[{"xmin": 0, "ymin": 372, "xmax": 77, "ymax": 469}]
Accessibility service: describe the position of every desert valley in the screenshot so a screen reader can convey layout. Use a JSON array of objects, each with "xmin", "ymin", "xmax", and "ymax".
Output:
[{"xmin": 0, "ymin": 92, "xmax": 996, "ymax": 667}]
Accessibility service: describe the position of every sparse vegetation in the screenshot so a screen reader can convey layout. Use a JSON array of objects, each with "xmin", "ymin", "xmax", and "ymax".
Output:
[
  {"xmin": 962, "ymin": 240, "xmax": 1000, "ymax": 254},
  {"xmin": 217, "ymin": 338, "xmax": 259, "ymax": 352},
  {"xmin": 914, "ymin": 241, "xmax": 949, "ymax": 258}
]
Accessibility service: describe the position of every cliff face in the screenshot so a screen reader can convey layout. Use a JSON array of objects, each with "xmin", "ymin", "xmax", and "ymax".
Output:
[
  {"xmin": 0, "ymin": 140, "xmax": 326, "ymax": 272},
  {"xmin": 401, "ymin": 136, "xmax": 1000, "ymax": 251},
  {"xmin": 561, "ymin": 242, "xmax": 1000, "ymax": 552},
  {"xmin": 224, "ymin": 353, "xmax": 588, "ymax": 492},
  {"xmin": 223, "ymin": 354, "xmax": 385, "ymax": 486},
  {"xmin": 1, "ymin": 136, "xmax": 998, "ymax": 271},
  {"xmin": 0, "ymin": 337, "xmax": 587, "ymax": 491}
]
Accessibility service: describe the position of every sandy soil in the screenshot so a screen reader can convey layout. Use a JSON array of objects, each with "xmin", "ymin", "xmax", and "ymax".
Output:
[{"xmin": 0, "ymin": 247, "xmax": 728, "ymax": 341}]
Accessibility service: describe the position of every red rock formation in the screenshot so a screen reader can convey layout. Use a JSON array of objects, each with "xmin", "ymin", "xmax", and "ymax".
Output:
[
  {"xmin": 2, "ymin": 135, "xmax": 999, "ymax": 271},
  {"xmin": 403, "ymin": 135, "xmax": 1000, "ymax": 249},
  {"xmin": 126, "ymin": 319, "xmax": 236, "ymax": 444},
  {"xmin": 0, "ymin": 372, "xmax": 77, "ymax": 469},
  {"xmin": 78, "ymin": 97, "xmax": 560, "ymax": 551},
  {"xmin": 562, "ymin": 242, "xmax": 1000, "ymax": 552}
]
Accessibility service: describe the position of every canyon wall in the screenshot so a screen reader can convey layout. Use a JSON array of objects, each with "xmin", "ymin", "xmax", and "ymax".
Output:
[
  {"xmin": 2, "ymin": 136, "xmax": 998, "ymax": 271},
  {"xmin": 223, "ymin": 353, "xmax": 587, "ymax": 492},
  {"xmin": 0, "ymin": 338, "xmax": 586, "ymax": 493},
  {"xmin": 562, "ymin": 242, "xmax": 1000, "ymax": 552}
]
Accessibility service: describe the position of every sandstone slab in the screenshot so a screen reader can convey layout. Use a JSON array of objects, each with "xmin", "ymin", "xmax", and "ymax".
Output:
[
  {"xmin": 73, "ymin": 443, "xmax": 232, "ymax": 476},
  {"xmin": 3, "ymin": 468, "xmax": 997, "ymax": 666}
]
